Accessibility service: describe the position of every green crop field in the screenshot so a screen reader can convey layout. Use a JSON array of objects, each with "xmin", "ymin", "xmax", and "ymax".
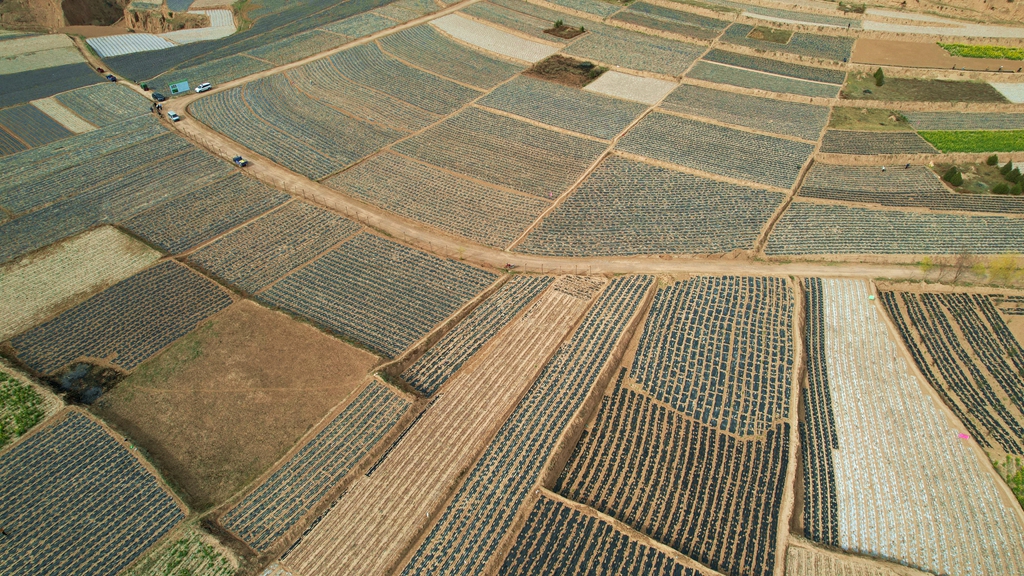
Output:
[
  {"xmin": 939, "ymin": 43, "xmax": 1024, "ymax": 61},
  {"xmin": 0, "ymin": 370, "xmax": 45, "ymax": 448},
  {"xmin": 920, "ymin": 130, "xmax": 1024, "ymax": 153}
]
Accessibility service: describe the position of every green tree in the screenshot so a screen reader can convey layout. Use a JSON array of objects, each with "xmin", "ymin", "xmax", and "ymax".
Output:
[
  {"xmin": 987, "ymin": 154, "xmax": 999, "ymax": 166},
  {"xmin": 994, "ymin": 183, "xmax": 1011, "ymax": 195},
  {"xmin": 874, "ymin": 67, "xmax": 885, "ymax": 87},
  {"xmin": 1007, "ymin": 167, "xmax": 1021, "ymax": 184},
  {"xmin": 942, "ymin": 166, "xmax": 963, "ymax": 185},
  {"xmin": 1001, "ymin": 160, "xmax": 1014, "ymax": 175}
]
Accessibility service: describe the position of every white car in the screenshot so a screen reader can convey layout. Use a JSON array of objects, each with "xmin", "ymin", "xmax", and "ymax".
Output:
[
  {"xmin": 167, "ymin": 111, "xmax": 181, "ymax": 122},
  {"xmin": 194, "ymin": 82, "xmax": 212, "ymax": 93}
]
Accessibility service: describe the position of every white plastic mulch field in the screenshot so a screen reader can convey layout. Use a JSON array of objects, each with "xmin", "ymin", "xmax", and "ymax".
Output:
[
  {"xmin": 87, "ymin": 34, "xmax": 176, "ymax": 58},
  {"xmin": 819, "ymin": 278, "xmax": 1024, "ymax": 576},
  {"xmin": 990, "ymin": 83, "xmax": 1024, "ymax": 104},
  {"xmin": 584, "ymin": 71, "xmax": 677, "ymax": 105},
  {"xmin": 430, "ymin": 14, "xmax": 558, "ymax": 63},
  {"xmin": 160, "ymin": 10, "xmax": 236, "ymax": 44}
]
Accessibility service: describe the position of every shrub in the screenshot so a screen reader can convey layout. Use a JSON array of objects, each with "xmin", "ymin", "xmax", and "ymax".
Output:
[
  {"xmin": 1011, "ymin": 182, "xmax": 1023, "ymax": 196},
  {"xmin": 1007, "ymin": 167, "xmax": 1021, "ymax": 184},
  {"xmin": 943, "ymin": 166, "xmax": 963, "ymax": 185},
  {"xmin": 874, "ymin": 67, "xmax": 885, "ymax": 87},
  {"xmin": 1001, "ymin": 160, "xmax": 1014, "ymax": 175},
  {"xmin": 993, "ymin": 183, "xmax": 1011, "ymax": 195},
  {"xmin": 987, "ymin": 154, "xmax": 999, "ymax": 166},
  {"xmin": 554, "ymin": 19, "xmax": 563, "ymax": 27}
]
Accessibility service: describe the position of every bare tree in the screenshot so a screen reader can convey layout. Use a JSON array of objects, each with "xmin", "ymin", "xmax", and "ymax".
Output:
[{"xmin": 949, "ymin": 248, "xmax": 978, "ymax": 284}]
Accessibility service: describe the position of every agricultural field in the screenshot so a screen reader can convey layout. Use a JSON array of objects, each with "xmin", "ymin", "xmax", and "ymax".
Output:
[
  {"xmin": 123, "ymin": 173, "xmax": 290, "ymax": 254},
  {"xmin": 326, "ymin": 152, "xmax": 548, "ymax": 248},
  {"xmin": 29, "ymin": 98, "xmax": 96, "ymax": 134},
  {"xmin": 880, "ymin": 291, "xmax": 1024, "ymax": 457},
  {"xmin": 461, "ymin": 0, "xmax": 584, "ymax": 42},
  {"xmin": 404, "ymin": 275, "xmax": 654, "ymax": 574},
  {"xmin": 516, "ymin": 155, "xmax": 784, "ymax": 256},
  {"xmin": 9, "ymin": 260, "xmax": 233, "ymax": 376},
  {"xmin": 377, "ymin": 25, "xmax": 524, "ymax": 90},
  {"xmin": 765, "ymin": 201, "xmax": 1024, "ymax": 255},
  {"xmin": 401, "ymin": 275, "xmax": 553, "ymax": 396},
  {"xmin": 281, "ymin": 276, "xmax": 604, "ymax": 576},
  {"xmin": 246, "ymin": 29, "xmax": 350, "ymax": 66},
  {"xmin": 92, "ymin": 299, "xmax": 379, "ymax": 510},
  {"xmin": 0, "ymin": 62, "xmax": 102, "ymax": 110},
  {"xmin": 799, "ymin": 163, "xmax": 1024, "ymax": 214},
  {"xmin": 394, "ymin": 107, "xmax": 607, "ymax": 199},
  {"xmin": 687, "ymin": 61, "xmax": 842, "ymax": 98},
  {"xmin": 904, "ymin": 112, "xmax": 1024, "ymax": 131},
  {"xmin": 0, "ymin": 410, "xmax": 185, "ymax": 576},
  {"xmin": 828, "ymin": 107, "xmax": 913, "ymax": 132},
  {"xmin": 564, "ymin": 22, "xmax": 706, "ymax": 76},
  {"xmin": 0, "ymin": 34, "xmax": 85, "ymax": 75},
  {"xmin": 0, "ymin": 226, "xmax": 161, "ymax": 341},
  {"xmin": 478, "ymin": 75, "xmax": 647, "ymax": 140},
  {"xmin": 938, "ymin": 43, "xmax": 1024, "ymax": 60},
  {"xmin": 0, "ymin": 367, "xmax": 50, "ymax": 449},
  {"xmin": 617, "ymin": 111, "xmax": 814, "ymax": 189},
  {"xmin": 612, "ymin": 1, "xmax": 728, "ymax": 41},
  {"xmin": 801, "ymin": 279, "xmax": 1024, "ymax": 575},
  {"xmin": 545, "ymin": 0, "xmax": 622, "ymax": 17},
  {"xmin": 429, "ymin": 14, "xmax": 559, "ymax": 63},
  {"xmin": 919, "ymin": 130, "xmax": 1024, "ymax": 153},
  {"xmin": 721, "ymin": 24, "xmax": 855, "ymax": 62},
  {"xmin": 261, "ymin": 233, "xmax": 497, "ymax": 357},
  {"xmin": 500, "ymin": 494, "xmax": 705, "ymax": 575},
  {"xmin": 122, "ymin": 524, "xmax": 238, "ymax": 576},
  {"xmin": 53, "ymin": 83, "xmax": 152, "ymax": 127},
  {"xmin": 842, "ymin": 72, "xmax": 1009, "ymax": 103},
  {"xmin": 221, "ymin": 379, "xmax": 409, "ymax": 551},
  {"xmin": 703, "ymin": 49, "xmax": 847, "ymax": 85},
  {"xmin": 0, "ymin": 104, "xmax": 72, "ymax": 150},
  {"xmin": 660, "ymin": 83, "xmax": 829, "ymax": 141},
  {"xmin": 187, "ymin": 201, "xmax": 361, "ymax": 294},
  {"xmin": 819, "ymin": 130, "xmax": 938, "ymax": 155}
]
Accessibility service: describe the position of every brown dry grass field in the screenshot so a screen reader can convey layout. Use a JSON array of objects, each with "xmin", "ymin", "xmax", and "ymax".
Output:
[{"xmin": 92, "ymin": 299, "xmax": 378, "ymax": 510}]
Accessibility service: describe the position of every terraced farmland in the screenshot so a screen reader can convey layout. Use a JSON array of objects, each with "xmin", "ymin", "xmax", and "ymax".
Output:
[
  {"xmin": 800, "ymin": 163, "xmax": 1024, "ymax": 214},
  {"xmin": 123, "ymin": 173, "xmax": 290, "ymax": 253},
  {"xmin": 0, "ymin": 411, "xmax": 185, "ymax": 576},
  {"xmin": 904, "ymin": 111, "xmax": 1024, "ymax": 131},
  {"xmin": 880, "ymin": 291, "xmax": 1024, "ymax": 456},
  {"xmin": 261, "ymin": 233, "xmax": 496, "ymax": 357},
  {"xmin": 479, "ymin": 76, "xmax": 647, "ymax": 140},
  {"xmin": 0, "ymin": 104, "xmax": 73, "ymax": 149},
  {"xmin": 0, "ymin": 226, "xmax": 161, "ymax": 341},
  {"xmin": 819, "ymin": 130, "xmax": 938, "ymax": 155},
  {"xmin": 801, "ymin": 279, "xmax": 1024, "ymax": 575},
  {"xmin": 617, "ymin": 111, "xmax": 814, "ymax": 189},
  {"xmin": 612, "ymin": 2, "xmax": 728, "ymax": 41},
  {"xmin": 247, "ymin": 29, "xmax": 350, "ymax": 66},
  {"xmin": 499, "ymin": 494, "xmax": 704, "ymax": 575},
  {"xmin": 403, "ymin": 275, "xmax": 653, "ymax": 574},
  {"xmin": 377, "ymin": 25, "xmax": 523, "ymax": 89},
  {"xmin": 0, "ymin": 145, "xmax": 232, "ymax": 264},
  {"xmin": 765, "ymin": 202, "xmax": 1024, "ymax": 255},
  {"xmin": 282, "ymin": 276, "xmax": 604, "ymax": 576},
  {"xmin": 516, "ymin": 155, "xmax": 784, "ymax": 256},
  {"xmin": 325, "ymin": 152, "xmax": 548, "ymax": 248},
  {"xmin": 10, "ymin": 261, "xmax": 233, "ymax": 374},
  {"xmin": 53, "ymin": 83, "xmax": 151, "ymax": 127},
  {"xmin": 401, "ymin": 275, "xmax": 552, "ymax": 396},
  {"xmin": 564, "ymin": 22, "xmax": 705, "ymax": 76},
  {"xmin": 721, "ymin": 24, "xmax": 855, "ymax": 61},
  {"xmin": 122, "ymin": 525, "xmax": 237, "ymax": 576},
  {"xmin": 704, "ymin": 49, "xmax": 847, "ymax": 85},
  {"xmin": 557, "ymin": 379, "xmax": 791, "ymax": 576},
  {"xmin": 630, "ymin": 276, "xmax": 794, "ymax": 436},
  {"xmin": 0, "ymin": 369, "xmax": 48, "ymax": 449},
  {"xmin": 395, "ymin": 107, "xmax": 607, "ymax": 199},
  {"xmin": 687, "ymin": 61, "xmax": 842, "ymax": 98},
  {"xmin": 222, "ymin": 380, "xmax": 410, "ymax": 551},
  {"xmin": 461, "ymin": 0, "xmax": 583, "ymax": 41},
  {"xmin": 188, "ymin": 201, "xmax": 361, "ymax": 294},
  {"xmin": 660, "ymin": 83, "xmax": 829, "ymax": 141}
]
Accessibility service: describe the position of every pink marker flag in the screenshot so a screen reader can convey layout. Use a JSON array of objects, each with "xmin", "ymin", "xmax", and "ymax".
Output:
[{"xmin": 958, "ymin": 433, "xmax": 971, "ymax": 440}]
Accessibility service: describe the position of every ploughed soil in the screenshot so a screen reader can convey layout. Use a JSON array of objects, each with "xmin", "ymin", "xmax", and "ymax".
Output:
[
  {"xmin": 853, "ymin": 39, "xmax": 1024, "ymax": 73},
  {"xmin": 92, "ymin": 299, "xmax": 379, "ymax": 511},
  {"xmin": 545, "ymin": 24, "xmax": 585, "ymax": 39},
  {"xmin": 524, "ymin": 54, "xmax": 607, "ymax": 88},
  {"xmin": 841, "ymin": 71, "xmax": 1008, "ymax": 103}
]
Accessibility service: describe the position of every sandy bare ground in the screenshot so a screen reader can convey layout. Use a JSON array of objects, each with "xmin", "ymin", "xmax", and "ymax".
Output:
[
  {"xmin": 59, "ymin": 24, "xmax": 130, "ymax": 38},
  {"xmin": 853, "ymin": 39, "xmax": 1024, "ymax": 72},
  {"xmin": 283, "ymin": 277, "xmax": 600, "ymax": 576}
]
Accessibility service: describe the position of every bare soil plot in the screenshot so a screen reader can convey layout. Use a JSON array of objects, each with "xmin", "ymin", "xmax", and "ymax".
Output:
[
  {"xmin": 0, "ymin": 226, "xmax": 161, "ymax": 341},
  {"xmin": 853, "ymin": 38, "xmax": 1024, "ymax": 71},
  {"xmin": 283, "ymin": 276, "xmax": 603, "ymax": 576},
  {"xmin": 92, "ymin": 300, "xmax": 378, "ymax": 510},
  {"xmin": 829, "ymin": 107, "xmax": 911, "ymax": 132},
  {"xmin": 524, "ymin": 54, "xmax": 607, "ymax": 88}
]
